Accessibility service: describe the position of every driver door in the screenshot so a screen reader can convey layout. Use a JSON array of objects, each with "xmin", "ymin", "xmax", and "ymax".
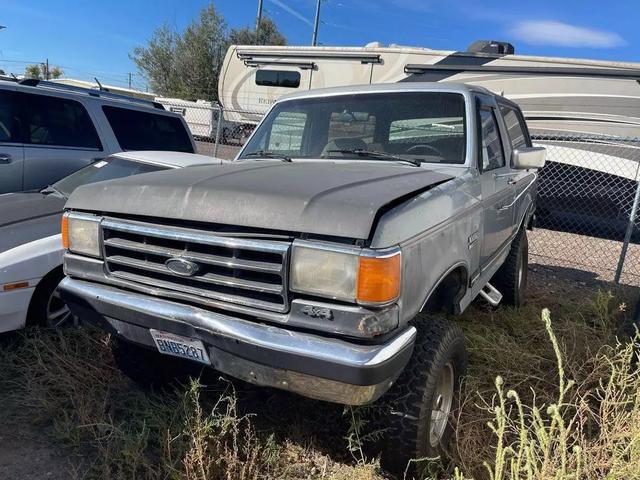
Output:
[{"xmin": 477, "ymin": 96, "xmax": 516, "ymax": 269}]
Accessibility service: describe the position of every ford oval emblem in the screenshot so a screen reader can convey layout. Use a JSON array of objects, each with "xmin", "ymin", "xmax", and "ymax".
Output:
[{"xmin": 165, "ymin": 258, "xmax": 200, "ymax": 277}]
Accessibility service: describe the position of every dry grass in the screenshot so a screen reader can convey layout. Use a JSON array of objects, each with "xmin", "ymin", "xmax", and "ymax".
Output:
[{"xmin": 0, "ymin": 271, "xmax": 638, "ymax": 479}]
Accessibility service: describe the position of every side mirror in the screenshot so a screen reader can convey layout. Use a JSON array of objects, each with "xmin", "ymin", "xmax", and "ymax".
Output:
[{"xmin": 512, "ymin": 147, "xmax": 546, "ymax": 170}]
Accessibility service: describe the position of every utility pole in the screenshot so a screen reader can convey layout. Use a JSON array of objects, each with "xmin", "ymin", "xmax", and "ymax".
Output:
[
  {"xmin": 128, "ymin": 73, "xmax": 132, "ymax": 89},
  {"xmin": 255, "ymin": 0, "xmax": 263, "ymax": 44},
  {"xmin": 311, "ymin": 0, "xmax": 321, "ymax": 46},
  {"xmin": 42, "ymin": 58, "xmax": 50, "ymax": 80}
]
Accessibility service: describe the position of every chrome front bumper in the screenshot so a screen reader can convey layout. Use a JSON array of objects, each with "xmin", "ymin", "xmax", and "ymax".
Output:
[{"xmin": 59, "ymin": 277, "xmax": 416, "ymax": 405}]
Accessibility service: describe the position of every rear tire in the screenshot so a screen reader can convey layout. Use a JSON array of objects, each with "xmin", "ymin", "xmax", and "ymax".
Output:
[
  {"xmin": 492, "ymin": 228, "xmax": 529, "ymax": 307},
  {"xmin": 381, "ymin": 314, "xmax": 467, "ymax": 477},
  {"xmin": 111, "ymin": 337, "xmax": 204, "ymax": 390}
]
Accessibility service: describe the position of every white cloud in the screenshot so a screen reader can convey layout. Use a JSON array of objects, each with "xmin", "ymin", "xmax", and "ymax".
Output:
[
  {"xmin": 267, "ymin": 0, "xmax": 314, "ymax": 27},
  {"xmin": 509, "ymin": 20, "xmax": 626, "ymax": 48}
]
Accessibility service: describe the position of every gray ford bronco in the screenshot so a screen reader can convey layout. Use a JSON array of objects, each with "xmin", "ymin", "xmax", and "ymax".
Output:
[{"xmin": 59, "ymin": 83, "xmax": 545, "ymax": 473}]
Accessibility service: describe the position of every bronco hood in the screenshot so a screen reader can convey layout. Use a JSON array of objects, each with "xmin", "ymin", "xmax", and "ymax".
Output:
[{"xmin": 67, "ymin": 161, "xmax": 453, "ymax": 239}]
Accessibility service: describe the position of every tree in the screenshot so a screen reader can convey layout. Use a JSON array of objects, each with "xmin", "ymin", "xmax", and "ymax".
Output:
[
  {"xmin": 24, "ymin": 63, "xmax": 63, "ymax": 80},
  {"xmin": 130, "ymin": 3, "xmax": 287, "ymax": 101},
  {"xmin": 129, "ymin": 25, "xmax": 181, "ymax": 97},
  {"xmin": 229, "ymin": 17, "xmax": 287, "ymax": 46}
]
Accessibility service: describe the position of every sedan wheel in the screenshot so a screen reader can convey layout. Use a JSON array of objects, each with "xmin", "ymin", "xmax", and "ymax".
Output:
[{"xmin": 46, "ymin": 287, "xmax": 72, "ymax": 329}]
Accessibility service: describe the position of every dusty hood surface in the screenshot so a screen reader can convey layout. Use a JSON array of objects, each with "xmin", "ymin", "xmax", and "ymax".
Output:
[
  {"xmin": 66, "ymin": 161, "xmax": 453, "ymax": 239},
  {"xmin": 0, "ymin": 193, "xmax": 65, "ymax": 252}
]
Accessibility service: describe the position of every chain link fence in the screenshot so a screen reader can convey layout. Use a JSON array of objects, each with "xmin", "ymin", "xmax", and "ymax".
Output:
[
  {"xmin": 158, "ymin": 99, "xmax": 259, "ymax": 160},
  {"xmin": 158, "ymin": 98, "xmax": 640, "ymax": 286},
  {"xmin": 530, "ymin": 134, "xmax": 640, "ymax": 285}
]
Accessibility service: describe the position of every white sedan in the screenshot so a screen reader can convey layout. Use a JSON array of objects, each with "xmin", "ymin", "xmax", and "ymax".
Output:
[{"xmin": 0, "ymin": 151, "xmax": 224, "ymax": 332}]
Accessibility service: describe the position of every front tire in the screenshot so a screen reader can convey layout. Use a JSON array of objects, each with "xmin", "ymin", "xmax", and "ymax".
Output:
[
  {"xmin": 381, "ymin": 315, "xmax": 467, "ymax": 477},
  {"xmin": 27, "ymin": 269, "xmax": 72, "ymax": 329}
]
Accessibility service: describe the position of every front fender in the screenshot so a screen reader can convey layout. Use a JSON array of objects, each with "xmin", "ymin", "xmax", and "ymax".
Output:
[{"xmin": 0, "ymin": 234, "xmax": 64, "ymax": 286}]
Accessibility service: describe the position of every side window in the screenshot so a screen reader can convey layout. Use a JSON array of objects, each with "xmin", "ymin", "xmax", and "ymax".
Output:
[
  {"xmin": 499, "ymin": 104, "xmax": 529, "ymax": 150},
  {"xmin": 0, "ymin": 90, "xmax": 18, "ymax": 143},
  {"xmin": 479, "ymin": 108, "xmax": 505, "ymax": 172},
  {"xmin": 256, "ymin": 70, "xmax": 301, "ymax": 88},
  {"xmin": 21, "ymin": 93, "xmax": 102, "ymax": 149},
  {"xmin": 103, "ymin": 106, "xmax": 194, "ymax": 153},
  {"xmin": 267, "ymin": 111, "xmax": 307, "ymax": 154}
]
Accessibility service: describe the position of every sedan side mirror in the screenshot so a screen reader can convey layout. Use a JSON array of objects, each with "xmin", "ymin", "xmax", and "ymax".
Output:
[{"xmin": 512, "ymin": 147, "xmax": 546, "ymax": 170}]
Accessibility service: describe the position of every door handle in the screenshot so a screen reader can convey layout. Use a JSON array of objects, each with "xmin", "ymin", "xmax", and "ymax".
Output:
[
  {"xmin": 508, "ymin": 179, "xmax": 517, "ymax": 185},
  {"xmin": 0, "ymin": 153, "xmax": 12, "ymax": 164}
]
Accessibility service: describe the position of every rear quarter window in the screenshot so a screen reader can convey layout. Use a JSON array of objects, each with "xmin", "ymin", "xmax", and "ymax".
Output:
[{"xmin": 103, "ymin": 106, "xmax": 194, "ymax": 152}]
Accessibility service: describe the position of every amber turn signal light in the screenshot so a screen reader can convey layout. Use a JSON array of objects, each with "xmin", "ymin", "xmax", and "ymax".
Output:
[
  {"xmin": 61, "ymin": 213, "xmax": 69, "ymax": 249},
  {"xmin": 3, "ymin": 281, "xmax": 29, "ymax": 292},
  {"xmin": 356, "ymin": 252, "xmax": 401, "ymax": 304}
]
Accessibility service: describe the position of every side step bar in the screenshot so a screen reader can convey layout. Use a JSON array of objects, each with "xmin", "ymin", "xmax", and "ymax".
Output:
[{"xmin": 479, "ymin": 282, "xmax": 503, "ymax": 306}]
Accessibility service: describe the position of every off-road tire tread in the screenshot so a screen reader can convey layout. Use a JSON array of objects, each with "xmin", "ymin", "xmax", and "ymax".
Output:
[
  {"xmin": 492, "ymin": 228, "xmax": 528, "ymax": 307},
  {"xmin": 381, "ymin": 315, "xmax": 467, "ymax": 477}
]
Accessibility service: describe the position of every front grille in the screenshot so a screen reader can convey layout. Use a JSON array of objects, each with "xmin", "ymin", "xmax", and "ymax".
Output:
[{"xmin": 101, "ymin": 218, "xmax": 290, "ymax": 312}]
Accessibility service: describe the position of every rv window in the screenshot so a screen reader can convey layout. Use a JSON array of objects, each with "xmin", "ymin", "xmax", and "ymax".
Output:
[
  {"xmin": 256, "ymin": 70, "xmax": 301, "ymax": 88},
  {"xmin": 499, "ymin": 104, "xmax": 529, "ymax": 150},
  {"xmin": 267, "ymin": 111, "xmax": 307, "ymax": 154}
]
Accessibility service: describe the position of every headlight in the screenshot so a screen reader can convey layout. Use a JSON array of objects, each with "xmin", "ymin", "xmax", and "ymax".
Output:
[
  {"xmin": 61, "ymin": 212, "xmax": 102, "ymax": 258},
  {"xmin": 290, "ymin": 241, "xmax": 401, "ymax": 305}
]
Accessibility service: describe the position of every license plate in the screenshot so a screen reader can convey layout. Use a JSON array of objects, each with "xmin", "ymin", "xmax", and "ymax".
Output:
[{"xmin": 149, "ymin": 329, "xmax": 211, "ymax": 365}]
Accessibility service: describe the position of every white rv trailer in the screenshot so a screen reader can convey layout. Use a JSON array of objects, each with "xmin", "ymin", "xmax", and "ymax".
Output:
[
  {"xmin": 218, "ymin": 40, "xmax": 640, "ymax": 138},
  {"xmin": 218, "ymin": 41, "xmax": 640, "ymax": 241}
]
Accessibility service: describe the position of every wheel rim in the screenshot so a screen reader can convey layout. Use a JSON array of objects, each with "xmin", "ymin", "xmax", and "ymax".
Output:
[
  {"xmin": 46, "ymin": 288, "xmax": 72, "ymax": 328},
  {"xmin": 429, "ymin": 362, "xmax": 455, "ymax": 447}
]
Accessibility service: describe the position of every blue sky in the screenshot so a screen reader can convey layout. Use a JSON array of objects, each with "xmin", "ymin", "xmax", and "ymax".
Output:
[{"xmin": 1, "ymin": 0, "xmax": 638, "ymax": 91}]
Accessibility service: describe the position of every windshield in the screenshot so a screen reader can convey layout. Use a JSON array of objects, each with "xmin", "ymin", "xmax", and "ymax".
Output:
[
  {"xmin": 51, "ymin": 157, "xmax": 169, "ymax": 197},
  {"xmin": 239, "ymin": 92, "xmax": 467, "ymax": 165}
]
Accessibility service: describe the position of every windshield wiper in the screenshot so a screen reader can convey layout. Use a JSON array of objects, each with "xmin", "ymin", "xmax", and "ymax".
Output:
[
  {"xmin": 325, "ymin": 148, "xmax": 421, "ymax": 166},
  {"xmin": 40, "ymin": 184, "xmax": 66, "ymax": 198},
  {"xmin": 242, "ymin": 150, "xmax": 292, "ymax": 162}
]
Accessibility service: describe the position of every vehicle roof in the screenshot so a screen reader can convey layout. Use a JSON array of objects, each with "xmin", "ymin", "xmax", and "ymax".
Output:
[
  {"xmin": 277, "ymin": 82, "xmax": 495, "ymax": 103},
  {"xmin": 0, "ymin": 79, "xmax": 173, "ymax": 113},
  {"xmin": 110, "ymin": 151, "xmax": 223, "ymax": 168}
]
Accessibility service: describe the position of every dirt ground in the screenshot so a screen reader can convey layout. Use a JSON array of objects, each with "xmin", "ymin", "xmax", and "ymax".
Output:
[{"xmin": 0, "ymin": 433, "xmax": 74, "ymax": 480}]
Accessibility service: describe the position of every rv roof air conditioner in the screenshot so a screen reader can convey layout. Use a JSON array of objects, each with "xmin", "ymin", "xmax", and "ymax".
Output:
[{"xmin": 467, "ymin": 40, "xmax": 515, "ymax": 55}]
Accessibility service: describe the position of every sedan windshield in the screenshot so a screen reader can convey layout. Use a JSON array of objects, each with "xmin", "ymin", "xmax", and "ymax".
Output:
[
  {"xmin": 239, "ymin": 91, "xmax": 467, "ymax": 165},
  {"xmin": 50, "ymin": 157, "xmax": 169, "ymax": 197}
]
